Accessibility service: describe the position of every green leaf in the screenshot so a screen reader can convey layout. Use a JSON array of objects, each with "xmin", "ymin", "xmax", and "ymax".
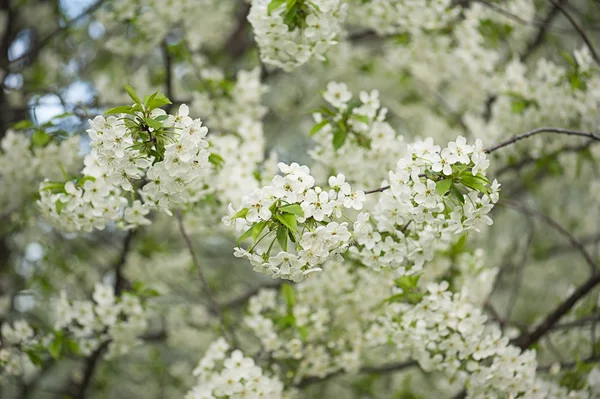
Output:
[
  {"xmin": 297, "ymin": 325, "xmax": 309, "ymax": 341},
  {"xmin": 310, "ymin": 120, "xmax": 329, "ymax": 136},
  {"xmin": 276, "ymin": 213, "xmax": 297, "ymax": 232},
  {"xmin": 32, "ymin": 129, "xmax": 51, "ymax": 147},
  {"xmin": 144, "ymin": 117, "xmax": 162, "ymax": 130},
  {"xmin": 286, "ymin": 0, "xmax": 298, "ymax": 11},
  {"xmin": 146, "ymin": 93, "xmax": 172, "ymax": 110},
  {"xmin": 277, "ymin": 225, "xmax": 288, "ymax": 251},
  {"xmin": 77, "ymin": 176, "xmax": 96, "ymax": 186},
  {"xmin": 104, "ymin": 105, "xmax": 133, "ymax": 115},
  {"xmin": 209, "ymin": 153, "xmax": 225, "ymax": 168},
  {"xmin": 252, "ymin": 221, "xmax": 268, "ymax": 241},
  {"xmin": 394, "ymin": 274, "xmax": 421, "ymax": 291},
  {"xmin": 460, "ymin": 175, "xmax": 489, "ymax": 194},
  {"xmin": 451, "ymin": 185, "xmax": 465, "ymax": 203},
  {"xmin": 25, "ymin": 350, "xmax": 43, "ymax": 367},
  {"xmin": 268, "ymin": 0, "xmax": 287, "ymax": 14},
  {"xmin": 154, "ymin": 114, "xmax": 169, "ymax": 121},
  {"xmin": 332, "ymin": 129, "xmax": 347, "ymax": 150},
  {"xmin": 12, "ymin": 120, "xmax": 34, "ymax": 130},
  {"xmin": 279, "ymin": 204, "xmax": 304, "ymax": 217},
  {"xmin": 124, "ymin": 85, "xmax": 141, "ymax": 104},
  {"xmin": 49, "ymin": 333, "xmax": 63, "ymax": 359},
  {"xmin": 238, "ymin": 226, "xmax": 254, "ymax": 244},
  {"xmin": 142, "ymin": 288, "xmax": 160, "ymax": 297},
  {"xmin": 349, "ymin": 114, "xmax": 370, "ymax": 124},
  {"xmin": 55, "ymin": 199, "xmax": 66, "ymax": 215},
  {"xmin": 231, "ymin": 208, "xmax": 249, "ymax": 220},
  {"xmin": 435, "ymin": 179, "xmax": 453, "ymax": 196},
  {"xmin": 281, "ymin": 283, "xmax": 296, "ymax": 308},
  {"xmin": 66, "ymin": 338, "xmax": 80, "ymax": 355}
]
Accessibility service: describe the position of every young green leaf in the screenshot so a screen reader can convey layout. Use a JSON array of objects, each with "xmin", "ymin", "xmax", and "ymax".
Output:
[
  {"xmin": 231, "ymin": 208, "xmax": 249, "ymax": 219},
  {"xmin": 238, "ymin": 226, "xmax": 254, "ymax": 244},
  {"xmin": 435, "ymin": 179, "xmax": 453, "ymax": 196},
  {"xmin": 310, "ymin": 120, "xmax": 329, "ymax": 136},
  {"xmin": 332, "ymin": 129, "xmax": 347, "ymax": 150},
  {"xmin": 276, "ymin": 225, "xmax": 288, "ymax": 251},
  {"xmin": 49, "ymin": 333, "xmax": 63, "ymax": 359},
  {"xmin": 252, "ymin": 221, "xmax": 268, "ymax": 241},
  {"xmin": 281, "ymin": 283, "xmax": 296, "ymax": 308},
  {"xmin": 349, "ymin": 114, "xmax": 370, "ymax": 124},
  {"xmin": 277, "ymin": 213, "xmax": 298, "ymax": 232},
  {"xmin": 104, "ymin": 105, "xmax": 133, "ymax": 115},
  {"xmin": 124, "ymin": 85, "xmax": 141, "ymax": 104},
  {"xmin": 279, "ymin": 203, "xmax": 304, "ymax": 217},
  {"xmin": 268, "ymin": 0, "xmax": 287, "ymax": 14},
  {"xmin": 144, "ymin": 117, "xmax": 162, "ymax": 130}
]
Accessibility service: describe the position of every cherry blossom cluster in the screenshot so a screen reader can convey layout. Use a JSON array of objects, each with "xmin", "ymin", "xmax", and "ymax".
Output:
[
  {"xmin": 371, "ymin": 281, "xmax": 590, "ymax": 398},
  {"xmin": 53, "ymin": 283, "xmax": 149, "ymax": 359},
  {"xmin": 191, "ymin": 67, "xmax": 268, "ymax": 133},
  {"xmin": 309, "ymin": 81, "xmax": 406, "ymax": 187},
  {"xmin": 350, "ymin": 136, "xmax": 500, "ymax": 276},
  {"xmin": 248, "ymin": 0, "xmax": 348, "ymax": 71},
  {"xmin": 347, "ymin": 0, "xmax": 459, "ymax": 35},
  {"xmin": 37, "ymin": 96, "xmax": 214, "ymax": 231},
  {"xmin": 185, "ymin": 338, "xmax": 284, "ymax": 399},
  {"xmin": 97, "ymin": 0, "xmax": 235, "ymax": 54},
  {"xmin": 0, "ymin": 320, "xmax": 39, "ymax": 377},
  {"xmin": 465, "ymin": 46, "xmax": 600, "ymax": 162},
  {"xmin": 0, "ymin": 129, "xmax": 81, "ymax": 215},
  {"xmin": 245, "ymin": 262, "xmax": 394, "ymax": 384},
  {"xmin": 223, "ymin": 163, "xmax": 365, "ymax": 281}
]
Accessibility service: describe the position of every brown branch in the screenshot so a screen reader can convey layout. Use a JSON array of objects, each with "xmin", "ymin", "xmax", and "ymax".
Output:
[
  {"xmin": 549, "ymin": 0, "xmax": 600, "ymax": 66},
  {"xmin": 485, "ymin": 127, "xmax": 600, "ymax": 153},
  {"xmin": 2, "ymin": 0, "xmax": 108, "ymax": 69},
  {"xmin": 512, "ymin": 270, "xmax": 600, "ymax": 349},
  {"xmin": 521, "ymin": 0, "xmax": 567, "ymax": 61},
  {"xmin": 501, "ymin": 200, "xmax": 598, "ymax": 274},
  {"xmin": 294, "ymin": 360, "xmax": 418, "ymax": 388},
  {"xmin": 175, "ymin": 210, "xmax": 232, "ymax": 344},
  {"xmin": 364, "ymin": 185, "xmax": 390, "ymax": 195}
]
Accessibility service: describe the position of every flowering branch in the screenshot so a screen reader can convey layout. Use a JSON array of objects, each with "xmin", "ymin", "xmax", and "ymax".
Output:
[{"xmin": 175, "ymin": 210, "xmax": 233, "ymax": 344}]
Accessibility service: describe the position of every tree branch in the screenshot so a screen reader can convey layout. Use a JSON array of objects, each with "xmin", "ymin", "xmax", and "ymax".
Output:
[
  {"xmin": 175, "ymin": 210, "xmax": 232, "ymax": 344},
  {"xmin": 2, "ymin": 0, "xmax": 108, "ymax": 69},
  {"xmin": 501, "ymin": 200, "xmax": 598, "ymax": 274},
  {"xmin": 485, "ymin": 127, "xmax": 600, "ymax": 153},
  {"xmin": 294, "ymin": 360, "xmax": 418, "ymax": 388},
  {"xmin": 548, "ymin": 0, "xmax": 600, "ymax": 66}
]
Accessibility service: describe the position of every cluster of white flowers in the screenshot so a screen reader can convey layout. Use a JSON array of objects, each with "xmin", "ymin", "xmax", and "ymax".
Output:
[
  {"xmin": 371, "ymin": 282, "xmax": 588, "ymax": 398},
  {"xmin": 0, "ymin": 130, "xmax": 80, "ymax": 215},
  {"xmin": 186, "ymin": 338, "xmax": 284, "ymax": 399},
  {"xmin": 0, "ymin": 320, "xmax": 39, "ymax": 377},
  {"xmin": 191, "ymin": 67, "xmax": 269, "ymax": 133},
  {"xmin": 350, "ymin": 136, "xmax": 500, "ymax": 275},
  {"xmin": 37, "ymin": 103, "xmax": 213, "ymax": 231},
  {"xmin": 465, "ymin": 46, "xmax": 600, "ymax": 162},
  {"xmin": 97, "ymin": 0, "xmax": 235, "ymax": 54},
  {"xmin": 224, "ymin": 163, "xmax": 365, "ymax": 281},
  {"xmin": 309, "ymin": 81, "xmax": 406, "ymax": 187},
  {"xmin": 347, "ymin": 0, "xmax": 459, "ymax": 35},
  {"xmin": 248, "ymin": 0, "xmax": 348, "ymax": 71},
  {"xmin": 245, "ymin": 262, "xmax": 394, "ymax": 383},
  {"xmin": 53, "ymin": 283, "xmax": 149, "ymax": 359}
]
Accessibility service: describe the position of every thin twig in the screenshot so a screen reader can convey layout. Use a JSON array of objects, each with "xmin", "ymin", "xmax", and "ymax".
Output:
[
  {"xmin": 548, "ymin": 0, "xmax": 600, "ymax": 66},
  {"xmin": 294, "ymin": 360, "xmax": 418, "ymax": 388},
  {"xmin": 485, "ymin": 127, "xmax": 600, "ymax": 153},
  {"xmin": 3, "ymin": 0, "xmax": 108, "ymax": 68},
  {"xmin": 501, "ymin": 200, "xmax": 598, "ymax": 274},
  {"xmin": 175, "ymin": 210, "xmax": 232, "ymax": 344},
  {"xmin": 521, "ymin": 0, "xmax": 567, "ymax": 61}
]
